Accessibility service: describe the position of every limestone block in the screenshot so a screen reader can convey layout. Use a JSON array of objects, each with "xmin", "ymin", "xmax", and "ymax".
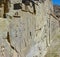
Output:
[{"xmin": 0, "ymin": 0, "xmax": 59, "ymax": 57}]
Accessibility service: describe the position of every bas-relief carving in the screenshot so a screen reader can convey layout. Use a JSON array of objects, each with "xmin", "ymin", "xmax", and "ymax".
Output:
[{"xmin": 0, "ymin": 0, "xmax": 60, "ymax": 57}]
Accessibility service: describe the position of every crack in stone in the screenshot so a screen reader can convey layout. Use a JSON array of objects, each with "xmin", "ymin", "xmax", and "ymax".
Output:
[{"xmin": 6, "ymin": 32, "xmax": 19, "ymax": 54}]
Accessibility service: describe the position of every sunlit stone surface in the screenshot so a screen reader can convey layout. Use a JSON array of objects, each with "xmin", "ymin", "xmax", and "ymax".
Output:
[{"xmin": 0, "ymin": 0, "xmax": 60, "ymax": 57}]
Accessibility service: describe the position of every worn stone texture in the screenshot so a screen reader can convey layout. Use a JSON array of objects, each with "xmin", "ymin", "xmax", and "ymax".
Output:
[
  {"xmin": 0, "ymin": 0, "xmax": 60, "ymax": 57},
  {"xmin": 0, "ymin": 4, "xmax": 4, "ymax": 17}
]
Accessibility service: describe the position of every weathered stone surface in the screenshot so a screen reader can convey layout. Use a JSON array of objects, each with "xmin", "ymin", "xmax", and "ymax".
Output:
[
  {"xmin": 0, "ymin": 18, "xmax": 13, "ymax": 57},
  {"xmin": 45, "ymin": 28, "xmax": 60, "ymax": 57},
  {"xmin": 0, "ymin": 0, "xmax": 60, "ymax": 57}
]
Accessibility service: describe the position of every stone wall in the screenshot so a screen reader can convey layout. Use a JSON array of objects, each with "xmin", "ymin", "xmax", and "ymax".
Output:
[{"xmin": 0, "ymin": 0, "xmax": 59, "ymax": 57}]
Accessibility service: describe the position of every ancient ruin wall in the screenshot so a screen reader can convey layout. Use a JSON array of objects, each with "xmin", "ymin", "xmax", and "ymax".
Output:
[{"xmin": 0, "ymin": 0, "xmax": 59, "ymax": 57}]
